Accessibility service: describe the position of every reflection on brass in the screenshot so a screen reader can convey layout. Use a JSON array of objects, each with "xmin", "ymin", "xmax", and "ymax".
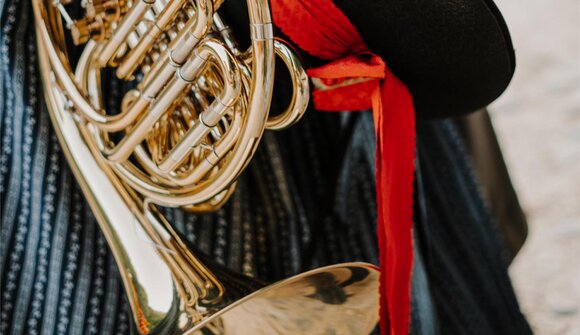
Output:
[
  {"xmin": 71, "ymin": 16, "xmax": 104, "ymax": 44},
  {"xmin": 33, "ymin": 0, "xmax": 380, "ymax": 333},
  {"xmin": 70, "ymin": 0, "xmax": 125, "ymax": 44}
]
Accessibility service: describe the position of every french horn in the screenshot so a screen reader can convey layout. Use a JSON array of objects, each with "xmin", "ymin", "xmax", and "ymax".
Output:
[{"xmin": 32, "ymin": 0, "xmax": 380, "ymax": 332}]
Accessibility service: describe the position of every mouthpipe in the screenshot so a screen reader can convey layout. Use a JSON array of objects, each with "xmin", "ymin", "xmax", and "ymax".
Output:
[{"xmin": 38, "ymin": 43, "xmax": 177, "ymax": 333}]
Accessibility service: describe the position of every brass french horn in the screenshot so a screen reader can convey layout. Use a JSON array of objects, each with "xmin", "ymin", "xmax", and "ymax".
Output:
[{"xmin": 33, "ymin": 0, "xmax": 380, "ymax": 332}]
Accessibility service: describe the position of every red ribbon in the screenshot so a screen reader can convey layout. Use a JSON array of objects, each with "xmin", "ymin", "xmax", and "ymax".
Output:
[{"xmin": 271, "ymin": 1, "xmax": 416, "ymax": 334}]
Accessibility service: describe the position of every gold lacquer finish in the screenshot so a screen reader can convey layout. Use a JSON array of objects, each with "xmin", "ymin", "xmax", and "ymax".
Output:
[{"xmin": 33, "ymin": 0, "xmax": 380, "ymax": 332}]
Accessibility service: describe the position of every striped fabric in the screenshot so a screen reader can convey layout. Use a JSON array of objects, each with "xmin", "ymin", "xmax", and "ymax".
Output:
[{"xmin": 1, "ymin": 0, "xmax": 531, "ymax": 333}]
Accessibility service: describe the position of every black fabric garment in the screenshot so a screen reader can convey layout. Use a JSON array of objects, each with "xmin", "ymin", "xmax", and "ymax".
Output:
[
  {"xmin": 455, "ymin": 109, "xmax": 528, "ymax": 260},
  {"xmin": 1, "ymin": 0, "xmax": 530, "ymax": 333},
  {"xmin": 332, "ymin": 0, "xmax": 516, "ymax": 117}
]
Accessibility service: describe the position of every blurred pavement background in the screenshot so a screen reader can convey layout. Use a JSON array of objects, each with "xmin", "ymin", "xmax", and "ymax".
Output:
[{"xmin": 488, "ymin": 0, "xmax": 579, "ymax": 334}]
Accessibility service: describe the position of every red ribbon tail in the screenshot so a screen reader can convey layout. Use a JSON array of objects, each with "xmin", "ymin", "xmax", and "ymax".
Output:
[{"xmin": 372, "ymin": 70, "xmax": 416, "ymax": 335}]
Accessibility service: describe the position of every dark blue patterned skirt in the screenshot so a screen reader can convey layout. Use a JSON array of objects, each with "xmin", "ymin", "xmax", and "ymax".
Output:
[{"xmin": 0, "ymin": 1, "xmax": 531, "ymax": 333}]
